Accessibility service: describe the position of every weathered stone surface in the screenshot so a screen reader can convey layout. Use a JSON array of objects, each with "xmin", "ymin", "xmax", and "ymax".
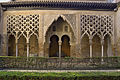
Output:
[{"xmin": 0, "ymin": 6, "xmax": 118, "ymax": 58}]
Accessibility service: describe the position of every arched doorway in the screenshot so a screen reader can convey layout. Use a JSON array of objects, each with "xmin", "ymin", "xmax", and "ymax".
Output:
[
  {"xmin": 29, "ymin": 35, "xmax": 39, "ymax": 56},
  {"xmin": 49, "ymin": 35, "xmax": 59, "ymax": 57},
  {"xmin": 8, "ymin": 35, "xmax": 16, "ymax": 56},
  {"xmin": 45, "ymin": 16, "xmax": 75, "ymax": 57},
  {"xmin": 104, "ymin": 35, "xmax": 112, "ymax": 57},
  {"xmin": 61, "ymin": 35, "xmax": 70, "ymax": 57},
  {"xmin": 92, "ymin": 35, "xmax": 101, "ymax": 57},
  {"xmin": 81, "ymin": 34, "xmax": 90, "ymax": 58},
  {"xmin": 18, "ymin": 35, "xmax": 27, "ymax": 56}
]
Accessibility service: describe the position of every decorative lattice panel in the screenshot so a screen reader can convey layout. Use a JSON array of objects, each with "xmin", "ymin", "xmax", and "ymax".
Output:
[
  {"xmin": 80, "ymin": 15, "xmax": 113, "ymax": 39},
  {"xmin": 7, "ymin": 14, "xmax": 39, "ymax": 40}
]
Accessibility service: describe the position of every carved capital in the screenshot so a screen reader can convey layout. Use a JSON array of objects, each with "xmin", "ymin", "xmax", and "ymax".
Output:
[
  {"xmin": 89, "ymin": 39, "xmax": 92, "ymax": 45},
  {"xmin": 101, "ymin": 39, "xmax": 104, "ymax": 45},
  {"xmin": 58, "ymin": 41, "xmax": 62, "ymax": 45}
]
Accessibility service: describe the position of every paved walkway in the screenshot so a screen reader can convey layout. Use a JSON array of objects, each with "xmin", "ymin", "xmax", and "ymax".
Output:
[{"xmin": 1, "ymin": 69, "xmax": 120, "ymax": 73}]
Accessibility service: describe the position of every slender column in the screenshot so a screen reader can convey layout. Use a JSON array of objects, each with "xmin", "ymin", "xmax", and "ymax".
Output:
[
  {"xmin": 58, "ymin": 41, "xmax": 62, "ymax": 58},
  {"xmin": 15, "ymin": 32, "xmax": 18, "ymax": 57},
  {"xmin": 89, "ymin": 39, "xmax": 92, "ymax": 58},
  {"xmin": 102, "ymin": 45, "xmax": 104, "ymax": 58},
  {"xmin": 27, "ymin": 43, "xmax": 29, "ymax": 57},
  {"xmin": 101, "ymin": 39, "xmax": 104, "ymax": 61},
  {"xmin": 16, "ymin": 43, "xmax": 18, "ymax": 57}
]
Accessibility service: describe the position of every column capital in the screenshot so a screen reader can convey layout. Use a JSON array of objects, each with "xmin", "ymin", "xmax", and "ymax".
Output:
[
  {"xmin": 58, "ymin": 41, "xmax": 62, "ymax": 45},
  {"xmin": 101, "ymin": 39, "xmax": 104, "ymax": 45},
  {"xmin": 89, "ymin": 39, "xmax": 92, "ymax": 45}
]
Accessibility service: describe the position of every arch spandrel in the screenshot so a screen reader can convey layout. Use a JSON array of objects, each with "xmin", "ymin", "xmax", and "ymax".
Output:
[
  {"xmin": 44, "ymin": 14, "xmax": 76, "ymax": 43},
  {"xmin": 44, "ymin": 15, "xmax": 59, "ymax": 37}
]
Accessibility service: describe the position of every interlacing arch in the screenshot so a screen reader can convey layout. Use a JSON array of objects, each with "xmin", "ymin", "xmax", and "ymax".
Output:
[
  {"xmin": 7, "ymin": 14, "xmax": 39, "ymax": 57},
  {"xmin": 80, "ymin": 15, "xmax": 113, "ymax": 58},
  {"xmin": 80, "ymin": 15, "xmax": 113, "ymax": 40}
]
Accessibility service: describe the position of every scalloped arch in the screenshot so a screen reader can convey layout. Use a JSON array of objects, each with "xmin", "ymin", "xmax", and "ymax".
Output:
[{"xmin": 44, "ymin": 15, "xmax": 76, "ymax": 42}]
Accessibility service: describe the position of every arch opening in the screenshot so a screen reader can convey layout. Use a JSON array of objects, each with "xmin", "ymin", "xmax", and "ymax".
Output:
[
  {"xmin": 61, "ymin": 35, "xmax": 70, "ymax": 57},
  {"xmin": 104, "ymin": 34, "xmax": 112, "ymax": 57},
  {"xmin": 29, "ymin": 35, "xmax": 39, "ymax": 57},
  {"xmin": 49, "ymin": 35, "xmax": 59, "ymax": 57},
  {"xmin": 8, "ymin": 35, "xmax": 16, "ymax": 56},
  {"xmin": 45, "ymin": 16, "xmax": 75, "ymax": 57},
  {"xmin": 18, "ymin": 35, "xmax": 27, "ymax": 56},
  {"xmin": 81, "ymin": 34, "xmax": 90, "ymax": 58},
  {"xmin": 92, "ymin": 35, "xmax": 101, "ymax": 57}
]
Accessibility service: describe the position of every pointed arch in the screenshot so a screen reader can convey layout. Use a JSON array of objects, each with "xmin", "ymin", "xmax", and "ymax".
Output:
[
  {"xmin": 29, "ymin": 34, "xmax": 39, "ymax": 56},
  {"xmin": 104, "ymin": 34, "xmax": 112, "ymax": 57},
  {"xmin": 61, "ymin": 35, "xmax": 70, "ymax": 57},
  {"xmin": 49, "ymin": 35, "xmax": 59, "ymax": 57},
  {"xmin": 81, "ymin": 34, "xmax": 90, "ymax": 58},
  {"xmin": 18, "ymin": 35, "xmax": 27, "ymax": 56},
  {"xmin": 44, "ymin": 15, "xmax": 76, "ymax": 42},
  {"xmin": 92, "ymin": 35, "xmax": 101, "ymax": 57},
  {"xmin": 8, "ymin": 35, "xmax": 16, "ymax": 56}
]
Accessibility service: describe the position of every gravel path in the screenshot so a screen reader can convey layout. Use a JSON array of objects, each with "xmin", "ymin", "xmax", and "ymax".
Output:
[{"xmin": 1, "ymin": 69, "xmax": 120, "ymax": 73}]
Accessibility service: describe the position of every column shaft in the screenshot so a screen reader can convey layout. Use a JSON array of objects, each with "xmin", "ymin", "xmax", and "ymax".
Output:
[
  {"xmin": 102, "ymin": 45, "xmax": 104, "ymax": 58},
  {"xmin": 27, "ymin": 43, "xmax": 29, "ymax": 57},
  {"xmin": 90, "ymin": 44, "xmax": 92, "ymax": 58},
  {"xmin": 89, "ymin": 39, "xmax": 92, "ymax": 58},
  {"xmin": 101, "ymin": 44, "xmax": 104, "ymax": 61},
  {"xmin": 16, "ymin": 43, "xmax": 18, "ymax": 57},
  {"xmin": 59, "ymin": 45, "xmax": 61, "ymax": 58},
  {"xmin": 101, "ymin": 39, "xmax": 104, "ymax": 62},
  {"xmin": 59, "ymin": 41, "xmax": 62, "ymax": 58}
]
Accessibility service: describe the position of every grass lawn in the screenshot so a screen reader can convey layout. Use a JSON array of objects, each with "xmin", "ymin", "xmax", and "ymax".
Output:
[
  {"xmin": 0, "ymin": 71, "xmax": 120, "ymax": 80},
  {"xmin": 0, "ymin": 71, "xmax": 120, "ymax": 77}
]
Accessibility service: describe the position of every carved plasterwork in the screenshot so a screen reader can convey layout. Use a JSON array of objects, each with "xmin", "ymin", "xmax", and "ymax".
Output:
[
  {"xmin": 7, "ymin": 14, "xmax": 39, "ymax": 43},
  {"xmin": 80, "ymin": 15, "xmax": 113, "ymax": 40}
]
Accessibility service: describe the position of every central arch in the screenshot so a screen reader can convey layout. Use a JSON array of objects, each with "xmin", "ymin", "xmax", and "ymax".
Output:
[
  {"xmin": 45, "ymin": 16, "xmax": 76, "ymax": 57},
  {"xmin": 44, "ymin": 15, "xmax": 76, "ymax": 43},
  {"xmin": 49, "ymin": 35, "xmax": 59, "ymax": 57},
  {"xmin": 61, "ymin": 35, "xmax": 70, "ymax": 57}
]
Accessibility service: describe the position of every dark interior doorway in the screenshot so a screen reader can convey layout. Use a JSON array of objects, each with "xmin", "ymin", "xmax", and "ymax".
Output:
[
  {"xmin": 61, "ymin": 35, "xmax": 70, "ymax": 57},
  {"xmin": 49, "ymin": 35, "xmax": 59, "ymax": 57}
]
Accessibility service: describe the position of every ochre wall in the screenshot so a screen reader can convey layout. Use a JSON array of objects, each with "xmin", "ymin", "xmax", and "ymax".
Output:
[{"xmin": 2, "ymin": 10, "xmax": 115, "ymax": 58}]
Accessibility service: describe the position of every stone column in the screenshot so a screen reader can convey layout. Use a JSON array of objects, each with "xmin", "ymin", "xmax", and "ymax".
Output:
[
  {"xmin": 15, "ymin": 32, "xmax": 18, "ymax": 57},
  {"xmin": 58, "ymin": 41, "xmax": 62, "ymax": 58},
  {"xmin": 101, "ymin": 39, "xmax": 104, "ymax": 61},
  {"xmin": 27, "ymin": 43, "xmax": 29, "ymax": 57},
  {"xmin": 16, "ymin": 43, "xmax": 18, "ymax": 57},
  {"xmin": 89, "ymin": 39, "xmax": 92, "ymax": 58}
]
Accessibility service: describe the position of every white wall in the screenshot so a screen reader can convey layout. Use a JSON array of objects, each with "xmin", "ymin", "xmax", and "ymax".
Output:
[{"xmin": 0, "ymin": 0, "xmax": 11, "ymax": 2}]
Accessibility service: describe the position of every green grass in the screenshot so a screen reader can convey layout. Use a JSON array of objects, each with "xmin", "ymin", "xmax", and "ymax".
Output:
[
  {"xmin": 0, "ymin": 71, "xmax": 120, "ymax": 80},
  {"xmin": 0, "ymin": 71, "xmax": 120, "ymax": 77}
]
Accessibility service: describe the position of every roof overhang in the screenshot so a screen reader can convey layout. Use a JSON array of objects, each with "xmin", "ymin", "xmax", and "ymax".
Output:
[{"xmin": 0, "ymin": 1, "xmax": 117, "ymax": 11}]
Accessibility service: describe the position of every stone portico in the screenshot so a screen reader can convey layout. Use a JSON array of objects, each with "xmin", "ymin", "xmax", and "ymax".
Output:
[{"xmin": 0, "ymin": 0, "xmax": 120, "ymax": 58}]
